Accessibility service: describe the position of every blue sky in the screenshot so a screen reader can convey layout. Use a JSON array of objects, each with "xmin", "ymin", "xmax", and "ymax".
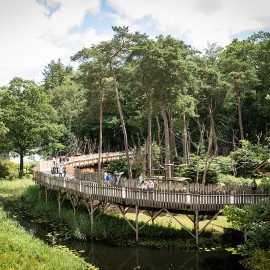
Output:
[{"xmin": 1, "ymin": 0, "xmax": 270, "ymax": 86}]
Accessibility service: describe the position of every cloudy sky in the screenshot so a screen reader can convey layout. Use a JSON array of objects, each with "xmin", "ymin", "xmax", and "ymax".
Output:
[{"xmin": 1, "ymin": 0, "xmax": 270, "ymax": 86}]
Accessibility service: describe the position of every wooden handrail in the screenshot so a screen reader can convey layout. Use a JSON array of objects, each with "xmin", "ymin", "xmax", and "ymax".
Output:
[{"xmin": 34, "ymin": 172, "xmax": 269, "ymax": 212}]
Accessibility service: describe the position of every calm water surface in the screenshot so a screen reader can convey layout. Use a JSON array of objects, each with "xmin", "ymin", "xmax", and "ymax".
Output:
[
  {"xmin": 21, "ymin": 219, "xmax": 244, "ymax": 270},
  {"xmin": 67, "ymin": 241, "xmax": 244, "ymax": 270}
]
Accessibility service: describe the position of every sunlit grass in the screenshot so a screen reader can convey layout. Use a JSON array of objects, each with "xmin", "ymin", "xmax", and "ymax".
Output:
[
  {"xmin": 0, "ymin": 177, "xmax": 34, "ymax": 199},
  {"xmin": 125, "ymin": 212, "xmax": 231, "ymax": 233},
  {"xmin": 0, "ymin": 206, "xmax": 97, "ymax": 270}
]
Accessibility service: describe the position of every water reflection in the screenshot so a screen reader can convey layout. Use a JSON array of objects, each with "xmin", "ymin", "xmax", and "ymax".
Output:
[
  {"xmin": 68, "ymin": 241, "xmax": 244, "ymax": 270},
  {"xmin": 21, "ymin": 219, "xmax": 244, "ymax": 270}
]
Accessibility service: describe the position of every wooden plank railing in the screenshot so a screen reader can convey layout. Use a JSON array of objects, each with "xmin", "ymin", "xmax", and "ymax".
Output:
[
  {"xmin": 34, "ymin": 172, "xmax": 269, "ymax": 212},
  {"xmin": 72, "ymin": 168, "xmax": 268, "ymax": 195}
]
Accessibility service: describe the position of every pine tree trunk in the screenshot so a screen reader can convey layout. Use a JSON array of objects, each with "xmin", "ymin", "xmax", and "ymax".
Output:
[
  {"xmin": 182, "ymin": 112, "xmax": 188, "ymax": 164},
  {"xmin": 208, "ymin": 100, "xmax": 218, "ymax": 156},
  {"xmin": 110, "ymin": 64, "xmax": 132, "ymax": 179},
  {"xmin": 98, "ymin": 90, "xmax": 104, "ymax": 175},
  {"xmin": 147, "ymin": 103, "xmax": 152, "ymax": 177},
  {"xmin": 155, "ymin": 114, "xmax": 163, "ymax": 167},
  {"xmin": 237, "ymin": 89, "xmax": 244, "ymax": 141},
  {"xmin": 162, "ymin": 106, "xmax": 171, "ymax": 178}
]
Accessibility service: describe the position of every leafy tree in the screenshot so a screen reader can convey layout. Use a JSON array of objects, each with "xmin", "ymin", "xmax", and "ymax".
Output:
[
  {"xmin": 0, "ymin": 77, "xmax": 64, "ymax": 176},
  {"xmin": 72, "ymin": 45, "xmax": 114, "ymax": 173},
  {"xmin": 229, "ymin": 141, "xmax": 259, "ymax": 177},
  {"xmin": 43, "ymin": 58, "xmax": 73, "ymax": 91},
  {"xmin": 195, "ymin": 48, "xmax": 229, "ymax": 185},
  {"xmin": 220, "ymin": 39, "xmax": 259, "ymax": 141},
  {"xmin": 223, "ymin": 197, "xmax": 270, "ymax": 249},
  {"xmin": 73, "ymin": 26, "xmax": 147, "ymax": 179}
]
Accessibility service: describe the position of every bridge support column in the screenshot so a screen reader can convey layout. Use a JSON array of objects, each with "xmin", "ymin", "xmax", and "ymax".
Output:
[
  {"xmin": 45, "ymin": 187, "xmax": 48, "ymax": 205},
  {"xmin": 70, "ymin": 195, "xmax": 82, "ymax": 215},
  {"xmin": 56, "ymin": 191, "xmax": 66, "ymax": 217},
  {"xmin": 85, "ymin": 199, "xmax": 99, "ymax": 236},
  {"xmin": 90, "ymin": 200, "xmax": 94, "ymax": 235},
  {"xmin": 135, "ymin": 205, "xmax": 139, "ymax": 242},
  {"xmin": 38, "ymin": 185, "xmax": 44, "ymax": 201},
  {"xmin": 194, "ymin": 210, "xmax": 199, "ymax": 246}
]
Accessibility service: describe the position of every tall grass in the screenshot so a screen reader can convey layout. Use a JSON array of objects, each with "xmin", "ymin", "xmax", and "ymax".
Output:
[{"xmin": 0, "ymin": 206, "xmax": 97, "ymax": 270}]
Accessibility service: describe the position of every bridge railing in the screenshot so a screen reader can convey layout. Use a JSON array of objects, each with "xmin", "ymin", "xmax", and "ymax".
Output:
[
  {"xmin": 71, "ymin": 169, "xmax": 268, "ymax": 195},
  {"xmin": 33, "ymin": 152, "xmax": 131, "ymax": 176},
  {"xmin": 34, "ymin": 172, "xmax": 269, "ymax": 212}
]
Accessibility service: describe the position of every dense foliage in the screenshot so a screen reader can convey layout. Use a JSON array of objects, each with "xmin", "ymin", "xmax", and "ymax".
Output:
[{"xmin": 1, "ymin": 27, "xmax": 270, "ymax": 181}]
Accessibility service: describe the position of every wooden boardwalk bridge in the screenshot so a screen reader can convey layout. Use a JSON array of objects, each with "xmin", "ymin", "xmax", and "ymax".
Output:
[{"xmin": 33, "ymin": 152, "xmax": 269, "ymax": 245}]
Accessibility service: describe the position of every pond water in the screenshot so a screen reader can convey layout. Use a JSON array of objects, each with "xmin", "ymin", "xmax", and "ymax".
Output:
[
  {"xmin": 24, "ymin": 221, "xmax": 245, "ymax": 270},
  {"xmin": 67, "ymin": 240, "xmax": 245, "ymax": 270}
]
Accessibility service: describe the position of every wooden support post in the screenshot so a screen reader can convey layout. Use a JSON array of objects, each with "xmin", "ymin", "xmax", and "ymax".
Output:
[
  {"xmin": 194, "ymin": 210, "xmax": 199, "ymax": 246},
  {"xmin": 56, "ymin": 191, "xmax": 65, "ymax": 218},
  {"xmin": 45, "ymin": 187, "xmax": 48, "ymax": 205},
  {"xmin": 244, "ymin": 227, "xmax": 247, "ymax": 244},
  {"xmin": 90, "ymin": 200, "xmax": 94, "ymax": 235},
  {"xmin": 58, "ymin": 192, "xmax": 61, "ymax": 217},
  {"xmin": 135, "ymin": 205, "xmax": 139, "ymax": 242},
  {"xmin": 39, "ymin": 186, "xmax": 42, "ymax": 201}
]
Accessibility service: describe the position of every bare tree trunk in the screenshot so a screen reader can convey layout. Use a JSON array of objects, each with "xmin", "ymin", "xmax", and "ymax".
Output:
[
  {"xmin": 202, "ymin": 128, "xmax": 213, "ymax": 187},
  {"xmin": 155, "ymin": 114, "xmax": 163, "ymax": 167},
  {"xmin": 196, "ymin": 124, "xmax": 205, "ymax": 187},
  {"xmin": 182, "ymin": 112, "xmax": 188, "ymax": 164},
  {"xmin": 147, "ymin": 103, "xmax": 152, "ymax": 177},
  {"xmin": 110, "ymin": 64, "xmax": 132, "ymax": 179},
  {"xmin": 98, "ymin": 90, "xmax": 104, "ymax": 174},
  {"xmin": 19, "ymin": 152, "xmax": 24, "ymax": 178},
  {"xmin": 202, "ymin": 101, "xmax": 218, "ymax": 186},
  {"xmin": 168, "ymin": 110, "xmax": 175, "ymax": 176},
  {"xmin": 162, "ymin": 106, "xmax": 171, "ymax": 178},
  {"xmin": 208, "ymin": 99, "xmax": 218, "ymax": 156},
  {"xmin": 236, "ymin": 89, "xmax": 244, "ymax": 141}
]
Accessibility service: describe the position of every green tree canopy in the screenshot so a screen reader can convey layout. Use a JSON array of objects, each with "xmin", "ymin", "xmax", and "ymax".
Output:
[{"xmin": 0, "ymin": 77, "xmax": 64, "ymax": 176}]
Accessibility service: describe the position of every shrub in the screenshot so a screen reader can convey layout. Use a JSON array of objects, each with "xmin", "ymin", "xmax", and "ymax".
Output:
[
  {"xmin": 241, "ymin": 249, "xmax": 270, "ymax": 270},
  {"xmin": 0, "ymin": 160, "xmax": 19, "ymax": 180},
  {"xmin": 106, "ymin": 157, "xmax": 128, "ymax": 177},
  {"xmin": 181, "ymin": 157, "xmax": 220, "ymax": 184},
  {"xmin": 258, "ymin": 176, "xmax": 270, "ymax": 191},
  {"xmin": 229, "ymin": 143, "xmax": 259, "ymax": 177},
  {"xmin": 218, "ymin": 174, "xmax": 252, "ymax": 186}
]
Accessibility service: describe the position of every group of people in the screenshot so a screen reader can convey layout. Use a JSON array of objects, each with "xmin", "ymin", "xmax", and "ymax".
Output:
[
  {"xmin": 137, "ymin": 174, "xmax": 155, "ymax": 190},
  {"xmin": 51, "ymin": 156, "xmax": 67, "ymax": 178},
  {"xmin": 104, "ymin": 171, "xmax": 124, "ymax": 186}
]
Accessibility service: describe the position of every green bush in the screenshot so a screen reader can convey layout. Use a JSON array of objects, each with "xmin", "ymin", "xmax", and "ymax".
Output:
[
  {"xmin": 0, "ymin": 160, "xmax": 19, "ymax": 180},
  {"xmin": 218, "ymin": 174, "xmax": 252, "ymax": 185},
  {"xmin": 229, "ymin": 143, "xmax": 259, "ymax": 177},
  {"xmin": 106, "ymin": 157, "xmax": 128, "ymax": 177},
  {"xmin": 181, "ymin": 157, "xmax": 220, "ymax": 184},
  {"xmin": 215, "ymin": 156, "xmax": 233, "ymax": 174},
  {"xmin": 241, "ymin": 249, "xmax": 270, "ymax": 270},
  {"xmin": 248, "ymin": 223, "xmax": 270, "ymax": 249},
  {"xmin": 259, "ymin": 176, "xmax": 270, "ymax": 190}
]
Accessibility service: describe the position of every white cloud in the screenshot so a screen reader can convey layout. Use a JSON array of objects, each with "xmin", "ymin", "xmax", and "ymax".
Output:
[
  {"xmin": 0, "ymin": 0, "xmax": 106, "ymax": 86},
  {"xmin": 1, "ymin": 0, "xmax": 270, "ymax": 86},
  {"xmin": 106, "ymin": 0, "xmax": 270, "ymax": 49}
]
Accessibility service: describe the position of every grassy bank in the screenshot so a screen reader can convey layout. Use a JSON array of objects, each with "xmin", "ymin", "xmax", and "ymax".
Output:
[
  {"xmin": 0, "ymin": 178, "xmax": 233, "ymax": 251},
  {"xmin": 0, "ymin": 206, "xmax": 96, "ymax": 270},
  {"xmin": 0, "ymin": 178, "xmax": 97, "ymax": 270}
]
